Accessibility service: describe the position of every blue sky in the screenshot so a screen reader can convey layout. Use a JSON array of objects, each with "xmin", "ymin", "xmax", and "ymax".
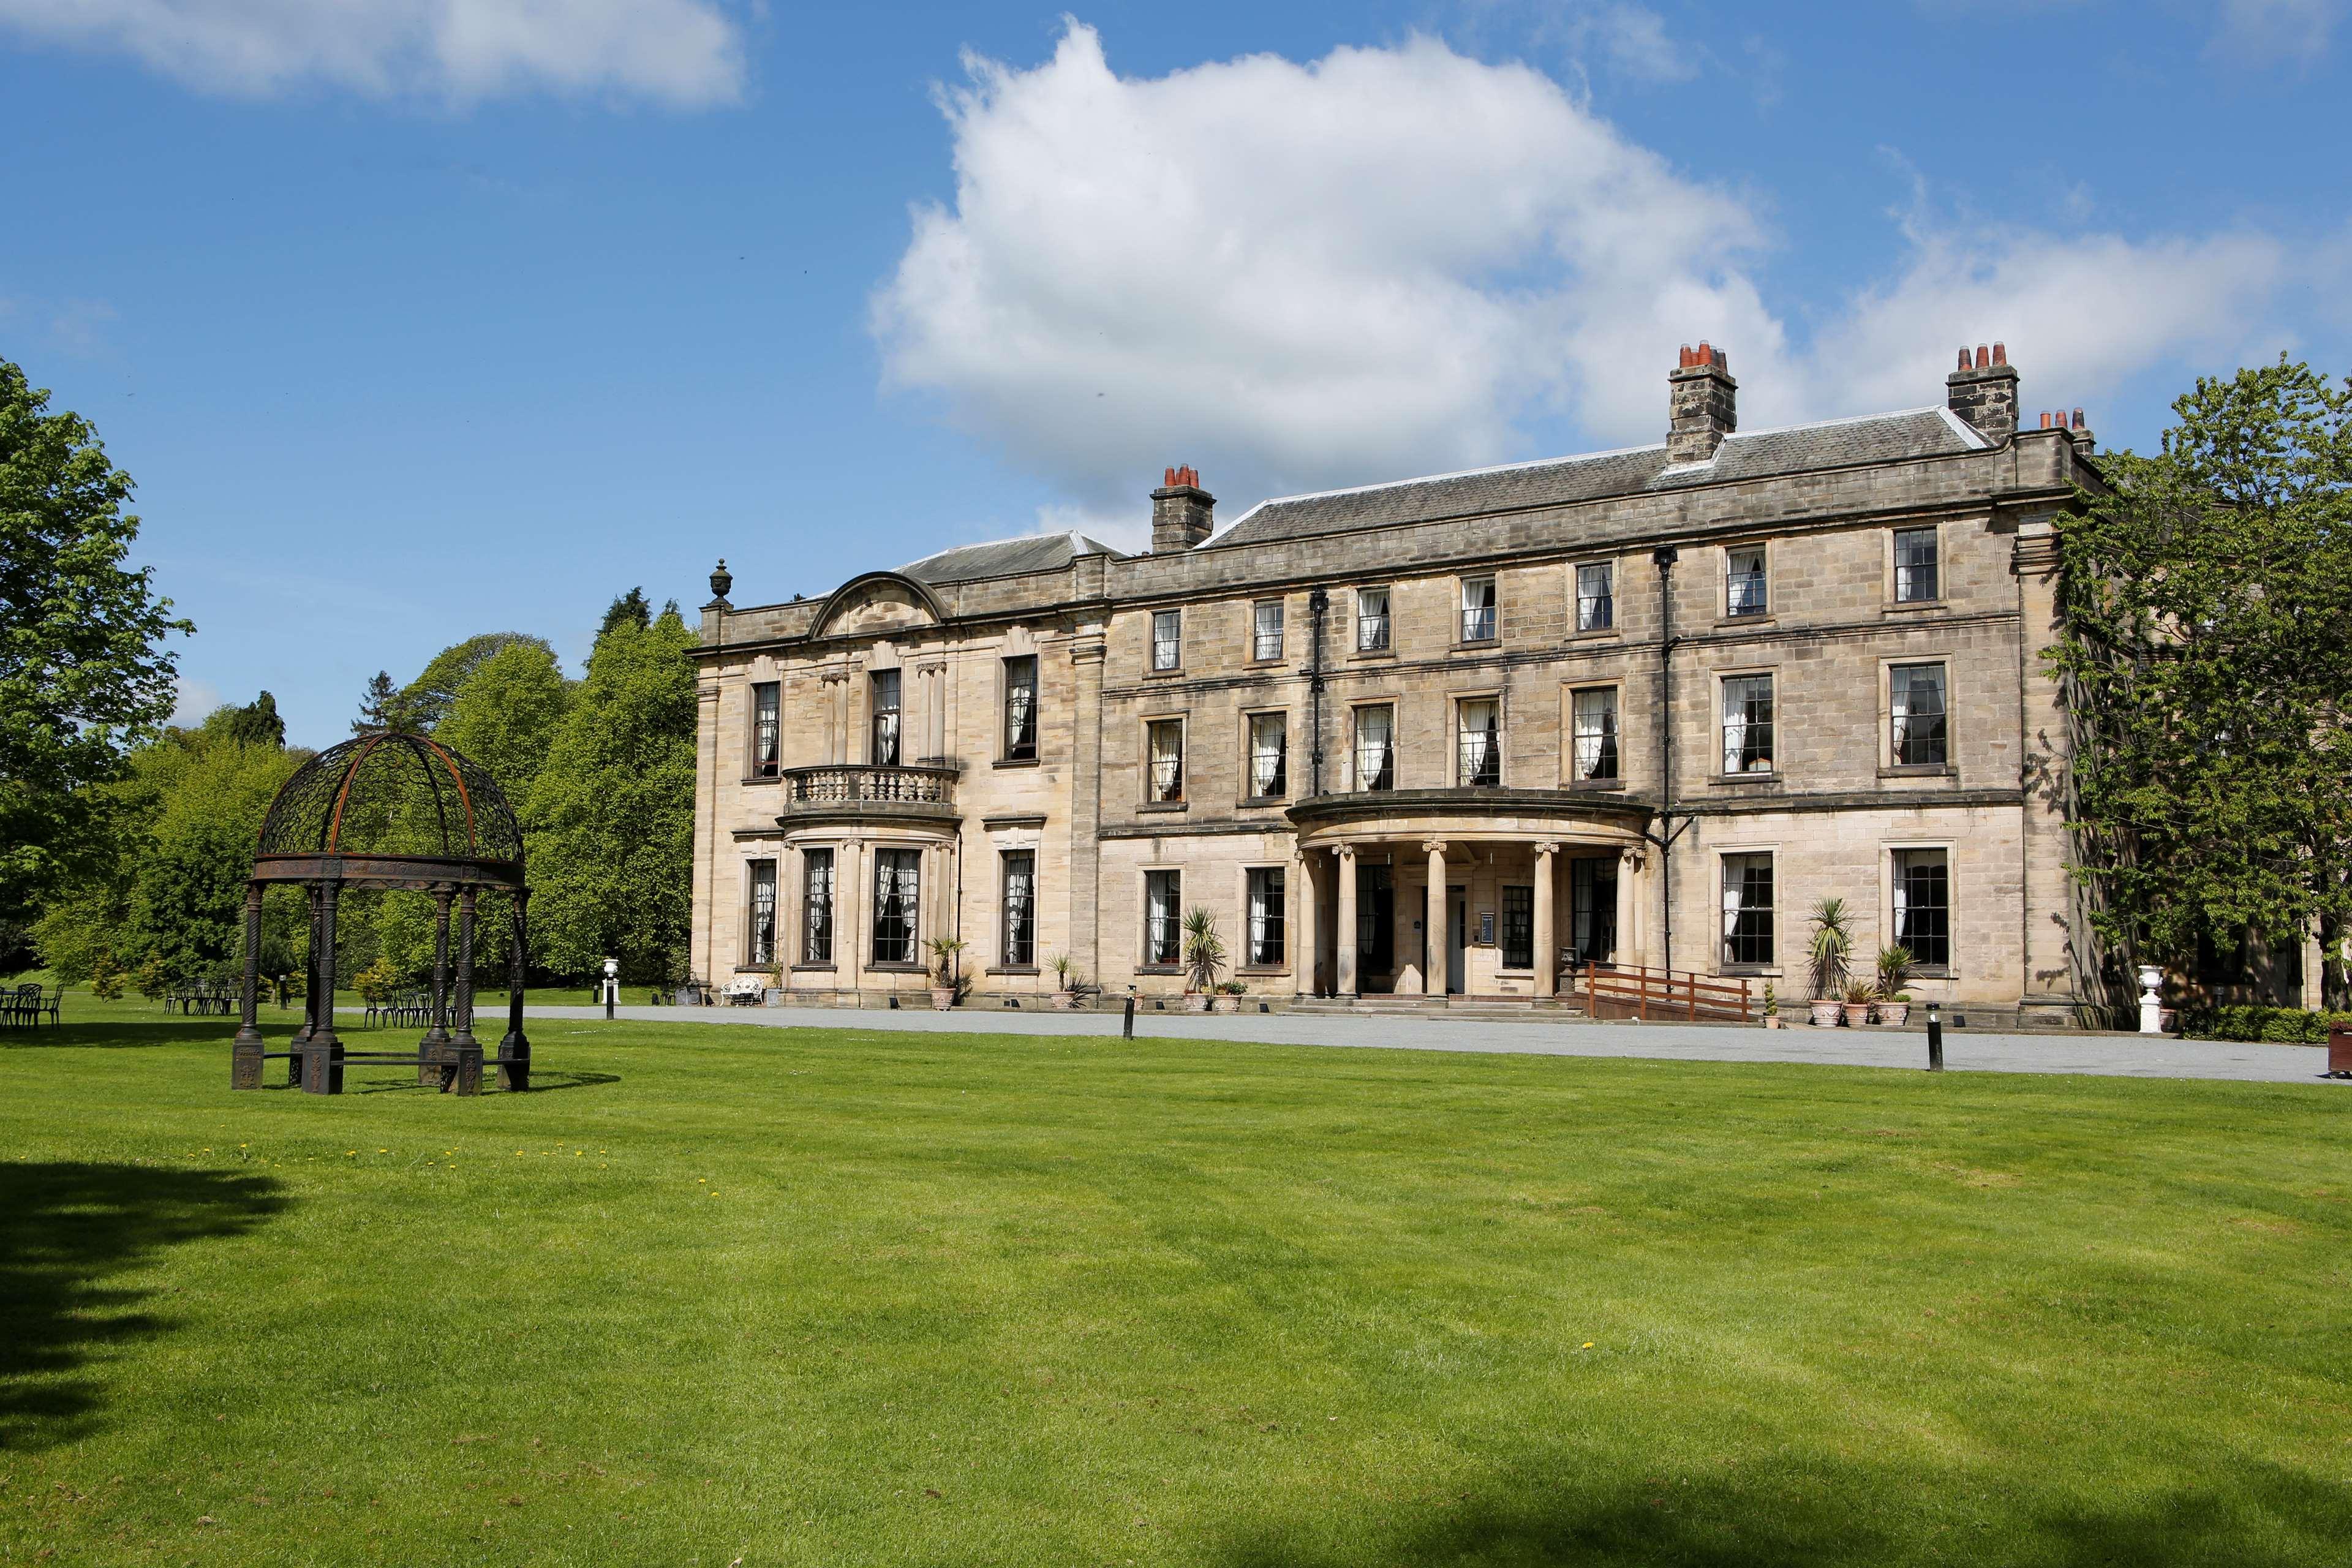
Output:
[{"xmin": 4, "ymin": 1, "xmax": 2346, "ymax": 748}]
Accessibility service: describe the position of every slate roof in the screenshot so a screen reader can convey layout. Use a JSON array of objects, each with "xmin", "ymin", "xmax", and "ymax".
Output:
[
  {"xmin": 1203, "ymin": 408, "xmax": 1986, "ymax": 551},
  {"xmin": 899, "ymin": 532, "xmax": 1125, "ymax": 586}
]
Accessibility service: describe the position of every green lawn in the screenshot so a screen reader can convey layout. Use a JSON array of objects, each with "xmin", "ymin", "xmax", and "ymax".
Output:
[{"xmin": 4, "ymin": 994, "xmax": 2349, "ymax": 1566}]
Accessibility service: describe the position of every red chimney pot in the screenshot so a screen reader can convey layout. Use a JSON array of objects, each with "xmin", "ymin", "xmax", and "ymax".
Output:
[
  {"xmin": 1975, "ymin": 345, "xmax": 1989, "ymax": 369},
  {"xmin": 2071, "ymin": 409, "xmax": 2084, "ymax": 429},
  {"xmin": 1991, "ymin": 342, "xmax": 2007, "ymax": 366},
  {"xmin": 1956, "ymin": 348, "xmax": 1970, "ymax": 371}
]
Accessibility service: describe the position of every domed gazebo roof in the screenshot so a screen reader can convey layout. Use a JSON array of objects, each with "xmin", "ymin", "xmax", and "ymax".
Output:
[{"xmin": 251, "ymin": 731, "xmax": 524, "ymax": 888}]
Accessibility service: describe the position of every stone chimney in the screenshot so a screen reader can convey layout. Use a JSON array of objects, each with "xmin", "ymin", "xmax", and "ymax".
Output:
[
  {"xmin": 1667, "ymin": 342, "xmax": 1737, "ymax": 463},
  {"xmin": 1150, "ymin": 465, "xmax": 1215, "ymax": 553},
  {"xmin": 1947, "ymin": 342, "xmax": 2020, "ymax": 442}
]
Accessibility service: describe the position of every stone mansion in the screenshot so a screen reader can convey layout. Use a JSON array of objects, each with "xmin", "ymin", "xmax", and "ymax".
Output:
[{"xmin": 690, "ymin": 343, "xmax": 2107, "ymax": 1023}]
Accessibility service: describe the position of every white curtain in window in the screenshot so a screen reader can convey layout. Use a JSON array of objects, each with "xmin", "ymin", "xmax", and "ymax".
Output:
[
  {"xmin": 1723, "ymin": 862, "xmax": 1744, "ymax": 946},
  {"xmin": 1250, "ymin": 719, "xmax": 1283, "ymax": 796},
  {"xmin": 1892, "ymin": 856, "xmax": 1911, "ymax": 947},
  {"xmin": 1358, "ymin": 590, "xmax": 1389, "ymax": 650},
  {"xmin": 1248, "ymin": 872, "xmax": 1279, "ymax": 964},
  {"xmin": 1890, "ymin": 669, "xmax": 1912, "ymax": 758},
  {"xmin": 1722, "ymin": 703, "xmax": 1747, "ymax": 774},
  {"xmin": 1005, "ymin": 680, "xmax": 1033, "ymax": 747},
  {"xmin": 1004, "ymin": 856, "xmax": 1033, "ymax": 963},
  {"xmin": 1461, "ymin": 700, "xmax": 1498, "ymax": 781},
  {"xmin": 1357, "ymin": 707, "xmax": 1393, "ymax": 790},
  {"xmin": 1147, "ymin": 873, "xmax": 1178, "ymax": 963},
  {"xmin": 1150, "ymin": 723, "xmax": 1183, "ymax": 801}
]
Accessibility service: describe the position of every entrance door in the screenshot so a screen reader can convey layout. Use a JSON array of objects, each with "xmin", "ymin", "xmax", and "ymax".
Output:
[{"xmin": 1447, "ymin": 887, "xmax": 1468, "ymax": 994}]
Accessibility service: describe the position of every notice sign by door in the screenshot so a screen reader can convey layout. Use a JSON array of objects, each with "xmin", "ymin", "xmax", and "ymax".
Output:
[{"xmin": 1477, "ymin": 912, "xmax": 1495, "ymax": 946}]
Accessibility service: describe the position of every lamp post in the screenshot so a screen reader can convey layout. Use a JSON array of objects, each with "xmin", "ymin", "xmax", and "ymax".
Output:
[
  {"xmin": 1926, "ymin": 1001, "xmax": 1943, "ymax": 1072},
  {"xmin": 603, "ymin": 956, "xmax": 619, "ymax": 1021}
]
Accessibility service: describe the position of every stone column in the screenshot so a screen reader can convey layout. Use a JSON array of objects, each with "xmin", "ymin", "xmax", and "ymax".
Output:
[
  {"xmin": 1335, "ymin": 845, "xmax": 1359, "ymax": 998},
  {"xmin": 232, "ymin": 882, "xmax": 265, "ymax": 1088},
  {"xmin": 1294, "ymin": 848, "xmax": 1319, "ymax": 997},
  {"xmin": 1425, "ymin": 840, "xmax": 1450, "ymax": 996},
  {"xmin": 1533, "ymin": 842, "xmax": 1559, "ymax": 998},
  {"xmin": 691, "ymin": 672, "xmax": 720, "ymax": 992},
  {"xmin": 1618, "ymin": 849, "xmax": 1645, "ymax": 970},
  {"xmin": 838, "ymin": 839, "xmax": 865, "ymax": 995}
]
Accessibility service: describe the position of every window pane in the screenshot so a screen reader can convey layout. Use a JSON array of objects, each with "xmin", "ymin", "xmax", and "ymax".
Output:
[
  {"xmin": 1003, "ymin": 656, "xmax": 1038, "ymax": 760},
  {"xmin": 1726, "ymin": 548, "xmax": 1768, "ymax": 616},
  {"xmin": 1461, "ymin": 577, "xmax": 1496, "ymax": 641},
  {"xmin": 748, "ymin": 859, "xmax": 777, "ymax": 967},
  {"xmin": 1249, "ymin": 712, "xmax": 1287, "ymax": 798},
  {"xmin": 1572, "ymin": 688, "xmax": 1619, "ymax": 782},
  {"xmin": 1894, "ymin": 528, "xmax": 1940, "ymax": 602},
  {"xmin": 1354, "ymin": 706, "xmax": 1395, "ymax": 791},
  {"xmin": 1145, "ymin": 870, "xmax": 1182, "ymax": 965},
  {"xmin": 1253, "ymin": 600, "xmax": 1284, "ymax": 660},
  {"xmin": 753, "ymin": 682, "xmax": 780, "ymax": 777},
  {"xmin": 1458, "ymin": 697, "xmax": 1501, "ymax": 786},
  {"xmin": 1357, "ymin": 587, "xmax": 1390, "ymax": 652},
  {"xmin": 801, "ymin": 849, "xmax": 834, "ymax": 964},
  {"xmin": 1248, "ymin": 867, "xmax": 1286, "ymax": 967},
  {"xmin": 1571, "ymin": 857, "xmax": 1619, "ymax": 962},
  {"xmin": 1152, "ymin": 609, "xmax": 1182, "ymax": 670},
  {"xmin": 1002, "ymin": 851, "xmax": 1036, "ymax": 967},
  {"xmin": 1891, "ymin": 663, "xmax": 1948, "ymax": 766},
  {"xmin": 1148, "ymin": 720, "xmax": 1185, "ymax": 802},
  {"xmin": 871, "ymin": 848, "xmax": 921, "ymax": 964},
  {"xmin": 1893, "ymin": 850, "xmax": 1951, "ymax": 967},
  {"xmin": 1501, "ymin": 885, "xmax": 1533, "ymax": 969},
  {"xmin": 1721, "ymin": 853, "xmax": 1774, "ymax": 965},
  {"xmin": 870, "ymin": 671, "xmax": 901, "ymax": 765},
  {"xmin": 1721, "ymin": 675, "xmax": 1775, "ymax": 773},
  {"xmin": 1576, "ymin": 563, "xmax": 1614, "ymax": 632}
]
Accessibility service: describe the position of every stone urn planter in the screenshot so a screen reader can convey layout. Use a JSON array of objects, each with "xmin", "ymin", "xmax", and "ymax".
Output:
[
  {"xmin": 929, "ymin": 986, "xmax": 956, "ymax": 1012},
  {"xmin": 1213, "ymin": 994, "xmax": 1240, "ymax": 1014},
  {"xmin": 1050, "ymin": 989, "xmax": 1077, "ymax": 1011},
  {"xmin": 1185, "ymin": 993, "xmax": 1212, "ymax": 1014},
  {"xmin": 1808, "ymin": 999, "xmax": 1842, "ymax": 1027},
  {"xmin": 1877, "ymin": 1001, "xmax": 1910, "ymax": 1027},
  {"xmin": 1841, "ymin": 1001, "xmax": 1872, "ymax": 1028}
]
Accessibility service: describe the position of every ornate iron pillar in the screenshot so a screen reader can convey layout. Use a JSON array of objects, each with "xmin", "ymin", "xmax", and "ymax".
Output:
[
  {"xmin": 451, "ymin": 886, "xmax": 482, "ymax": 1095},
  {"xmin": 294, "ymin": 884, "xmax": 322, "ymax": 1047},
  {"xmin": 420, "ymin": 885, "xmax": 453, "ymax": 1085},
  {"xmin": 303, "ymin": 878, "xmax": 344, "ymax": 1094},
  {"xmin": 499, "ymin": 888, "xmax": 531, "ymax": 1091},
  {"xmin": 232, "ymin": 881, "xmax": 265, "ymax": 1088}
]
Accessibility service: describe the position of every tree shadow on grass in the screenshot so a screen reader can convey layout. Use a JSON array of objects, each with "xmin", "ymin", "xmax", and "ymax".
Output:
[
  {"xmin": 2, "ymin": 1013, "xmax": 283, "ymax": 1052},
  {"xmin": 0, "ymin": 1162, "xmax": 287, "ymax": 1452},
  {"xmin": 1207, "ymin": 1456, "xmax": 2352, "ymax": 1567},
  {"xmin": 344, "ymin": 1069, "xmax": 620, "ymax": 1096}
]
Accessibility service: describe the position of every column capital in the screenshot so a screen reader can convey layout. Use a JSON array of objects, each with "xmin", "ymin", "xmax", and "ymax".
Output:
[
  {"xmin": 1421, "ymin": 839, "xmax": 1449, "ymax": 857},
  {"xmin": 1335, "ymin": 843, "xmax": 1358, "ymax": 863},
  {"xmin": 1532, "ymin": 840, "xmax": 1561, "ymax": 858},
  {"xmin": 1619, "ymin": 846, "xmax": 1646, "ymax": 872}
]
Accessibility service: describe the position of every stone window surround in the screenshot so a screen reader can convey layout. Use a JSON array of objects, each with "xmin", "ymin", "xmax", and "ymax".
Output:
[
  {"xmin": 1570, "ymin": 556, "xmax": 1621, "ymax": 639},
  {"xmin": 1348, "ymin": 696, "xmax": 1400, "ymax": 792},
  {"xmin": 1884, "ymin": 520, "xmax": 1949, "ymax": 610},
  {"xmin": 1352, "ymin": 584, "xmax": 1394, "ymax": 657},
  {"xmin": 1140, "ymin": 865, "xmax": 1183, "ymax": 970},
  {"xmin": 1457, "ymin": 573, "xmax": 1499, "ymax": 646},
  {"xmin": 1452, "ymin": 686, "xmax": 1507, "ymax": 788},
  {"xmin": 1238, "ymin": 706, "xmax": 1290, "ymax": 805},
  {"xmin": 1879, "ymin": 654, "xmax": 1957, "ymax": 776},
  {"xmin": 793, "ymin": 842, "xmax": 837, "ymax": 971},
  {"xmin": 1148, "ymin": 606, "xmax": 1184, "ymax": 675},
  {"xmin": 1718, "ymin": 540, "xmax": 1773, "ymax": 624},
  {"xmin": 1881, "ymin": 838, "xmax": 1959, "ymax": 978},
  {"xmin": 1713, "ymin": 663, "xmax": 1781, "ymax": 782},
  {"xmin": 998, "ymin": 847, "xmax": 1038, "ymax": 971},
  {"xmin": 998, "ymin": 652, "xmax": 1041, "ymax": 766},
  {"xmin": 1141, "ymin": 713, "xmax": 1188, "ymax": 810},
  {"xmin": 1237, "ymin": 861, "xmax": 1291, "ymax": 973},
  {"xmin": 746, "ymin": 678, "xmax": 782, "ymax": 780},
  {"xmin": 738, "ymin": 851, "xmax": 780, "ymax": 973},
  {"xmin": 1714, "ymin": 842, "xmax": 1779, "ymax": 975},
  {"xmin": 1566, "ymin": 680, "xmax": 1623, "ymax": 787},
  {"xmin": 1248, "ymin": 596, "xmax": 1286, "ymax": 664}
]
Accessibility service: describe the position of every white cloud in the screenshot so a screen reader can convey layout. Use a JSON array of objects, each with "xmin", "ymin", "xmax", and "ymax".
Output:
[
  {"xmin": 2207, "ymin": 0, "xmax": 2340, "ymax": 66},
  {"xmin": 0, "ymin": 0, "xmax": 745, "ymax": 105},
  {"xmin": 170, "ymin": 676, "xmax": 221, "ymax": 727},
  {"xmin": 873, "ymin": 23, "xmax": 2321, "ymax": 516}
]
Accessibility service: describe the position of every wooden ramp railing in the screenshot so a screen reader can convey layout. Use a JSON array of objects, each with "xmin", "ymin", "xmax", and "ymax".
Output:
[{"xmin": 1578, "ymin": 962, "xmax": 1753, "ymax": 1023}]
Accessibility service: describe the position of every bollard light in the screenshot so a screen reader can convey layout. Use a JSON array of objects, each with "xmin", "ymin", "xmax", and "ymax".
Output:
[
  {"xmin": 603, "ymin": 956, "xmax": 619, "ymax": 1022},
  {"xmin": 1123, "ymin": 984, "xmax": 1137, "ymax": 1041},
  {"xmin": 1926, "ymin": 1001, "xmax": 1943, "ymax": 1072}
]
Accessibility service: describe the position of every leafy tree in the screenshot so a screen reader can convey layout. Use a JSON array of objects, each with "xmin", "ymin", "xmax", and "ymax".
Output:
[
  {"xmin": 598, "ymin": 587, "xmax": 651, "ymax": 638},
  {"xmin": 1, "ymin": 355, "xmax": 189, "ymax": 959},
  {"xmin": 352, "ymin": 669, "xmax": 417, "ymax": 734},
  {"xmin": 525, "ymin": 605, "xmax": 696, "ymax": 983},
  {"xmin": 218, "ymin": 690, "xmax": 285, "ymax": 750},
  {"xmin": 2049, "ymin": 356, "xmax": 2352, "ymax": 1009},
  {"xmin": 399, "ymin": 631, "xmax": 561, "ymax": 733}
]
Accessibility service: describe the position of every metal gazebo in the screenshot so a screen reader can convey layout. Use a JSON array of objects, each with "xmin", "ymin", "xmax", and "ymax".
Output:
[{"xmin": 230, "ymin": 731, "xmax": 532, "ymax": 1095}]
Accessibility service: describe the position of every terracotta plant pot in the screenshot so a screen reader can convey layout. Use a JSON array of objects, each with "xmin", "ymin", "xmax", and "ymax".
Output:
[
  {"xmin": 1050, "ymin": 990, "xmax": 1076, "ymax": 1011},
  {"xmin": 1877, "ymin": 1002, "xmax": 1909, "ymax": 1027},
  {"xmin": 1763, "ymin": 1013, "xmax": 1783, "ymax": 1029},
  {"xmin": 1809, "ymin": 1000, "xmax": 1842, "ymax": 1027},
  {"xmin": 1841, "ymin": 1003, "xmax": 1872, "ymax": 1028},
  {"xmin": 929, "ymin": 987, "xmax": 956, "ymax": 1012},
  {"xmin": 1213, "ymin": 995, "xmax": 1240, "ymax": 1014},
  {"xmin": 1185, "ymin": 993, "xmax": 1212, "ymax": 1013}
]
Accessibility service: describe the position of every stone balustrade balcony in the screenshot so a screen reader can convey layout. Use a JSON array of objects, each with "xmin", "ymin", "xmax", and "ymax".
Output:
[{"xmin": 776, "ymin": 763, "xmax": 960, "ymax": 826}]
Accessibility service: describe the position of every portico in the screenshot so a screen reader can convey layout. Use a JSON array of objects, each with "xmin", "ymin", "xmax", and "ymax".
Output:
[{"xmin": 1286, "ymin": 791, "xmax": 1650, "ymax": 1001}]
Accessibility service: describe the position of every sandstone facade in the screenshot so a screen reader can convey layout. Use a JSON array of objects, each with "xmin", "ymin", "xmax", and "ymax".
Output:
[{"xmin": 691, "ymin": 344, "xmax": 2109, "ymax": 1023}]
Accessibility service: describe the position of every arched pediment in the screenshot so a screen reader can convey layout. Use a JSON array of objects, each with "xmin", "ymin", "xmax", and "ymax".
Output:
[{"xmin": 808, "ymin": 572, "xmax": 946, "ymax": 639}]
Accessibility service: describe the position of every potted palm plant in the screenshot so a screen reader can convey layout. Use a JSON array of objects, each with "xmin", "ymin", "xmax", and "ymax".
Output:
[
  {"xmin": 1874, "ymin": 946, "xmax": 1913, "ymax": 1025},
  {"xmin": 1049, "ymin": 953, "xmax": 1079, "ymax": 1011},
  {"xmin": 1806, "ymin": 897, "xmax": 1852, "ymax": 1027},
  {"xmin": 1182, "ymin": 907, "xmax": 1225, "ymax": 1012},
  {"xmin": 925, "ymin": 936, "xmax": 966, "ymax": 1011},
  {"xmin": 1841, "ymin": 978, "xmax": 1877, "ymax": 1028}
]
